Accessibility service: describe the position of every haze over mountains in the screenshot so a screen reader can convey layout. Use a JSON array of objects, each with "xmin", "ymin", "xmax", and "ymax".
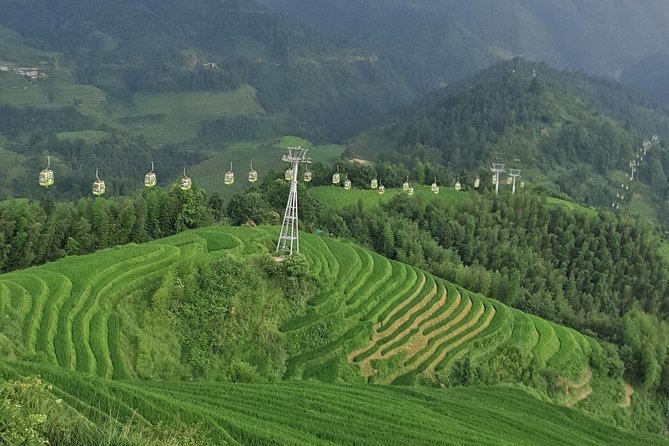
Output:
[{"xmin": 259, "ymin": 0, "xmax": 669, "ymax": 84}]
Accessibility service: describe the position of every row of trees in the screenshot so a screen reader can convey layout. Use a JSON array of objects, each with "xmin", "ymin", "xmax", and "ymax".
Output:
[{"xmin": 0, "ymin": 186, "xmax": 211, "ymax": 272}]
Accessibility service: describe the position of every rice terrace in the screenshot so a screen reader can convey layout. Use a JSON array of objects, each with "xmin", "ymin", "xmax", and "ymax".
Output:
[
  {"xmin": 3, "ymin": 0, "xmax": 669, "ymax": 444},
  {"xmin": 0, "ymin": 226, "xmax": 665, "ymax": 445}
]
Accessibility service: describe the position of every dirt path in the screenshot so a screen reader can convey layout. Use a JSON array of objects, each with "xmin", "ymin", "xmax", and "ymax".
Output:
[
  {"xmin": 565, "ymin": 368, "xmax": 592, "ymax": 407},
  {"xmin": 620, "ymin": 383, "xmax": 634, "ymax": 408}
]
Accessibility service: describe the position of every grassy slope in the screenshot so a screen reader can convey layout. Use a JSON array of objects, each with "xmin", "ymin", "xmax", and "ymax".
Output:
[
  {"xmin": 310, "ymin": 184, "xmax": 595, "ymax": 215},
  {"xmin": 1, "ymin": 360, "xmax": 662, "ymax": 446},
  {"xmin": 0, "ymin": 225, "xmax": 658, "ymax": 443},
  {"xmin": 110, "ymin": 86, "xmax": 264, "ymax": 144}
]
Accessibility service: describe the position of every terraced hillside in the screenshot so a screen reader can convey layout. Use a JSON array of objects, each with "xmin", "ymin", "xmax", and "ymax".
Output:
[
  {"xmin": 0, "ymin": 226, "xmax": 594, "ymax": 388},
  {"xmin": 1, "ymin": 360, "xmax": 663, "ymax": 446}
]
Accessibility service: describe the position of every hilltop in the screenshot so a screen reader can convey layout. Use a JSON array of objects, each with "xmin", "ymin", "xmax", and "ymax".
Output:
[
  {"xmin": 353, "ymin": 59, "xmax": 669, "ymax": 223},
  {"xmin": 0, "ymin": 224, "xmax": 667, "ymax": 442}
]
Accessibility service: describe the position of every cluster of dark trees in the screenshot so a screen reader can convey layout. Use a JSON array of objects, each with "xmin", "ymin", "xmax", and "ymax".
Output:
[
  {"xmin": 0, "ymin": 106, "xmax": 96, "ymax": 139},
  {"xmin": 0, "ymin": 187, "xmax": 212, "ymax": 272},
  {"xmin": 391, "ymin": 60, "xmax": 669, "ymax": 212},
  {"xmin": 123, "ymin": 65, "xmax": 244, "ymax": 94}
]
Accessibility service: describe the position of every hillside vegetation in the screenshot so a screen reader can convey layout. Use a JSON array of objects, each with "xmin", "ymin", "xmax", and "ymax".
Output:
[
  {"xmin": 2, "ymin": 364, "xmax": 662, "ymax": 446},
  {"xmin": 0, "ymin": 224, "xmax": 666, "ymax": 440},
  {"xmin": 369, "ymin": 59, "xmax": 669, "ymax": 221},
  {"xmin": 0, "ymin": 0, "xmax": 415, "ymax": 141}
]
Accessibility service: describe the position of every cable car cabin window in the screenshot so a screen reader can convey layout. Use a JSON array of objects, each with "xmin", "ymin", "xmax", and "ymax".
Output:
[
  {"xmin": 92, "ymin": 180, "xmax": 105, "ymax": 196},
  {"xmin": 224, "ymin": 171, "xmax": 235, "ymax": 185},
  {"xmin": 39, "ymin": 170, "xmax": 54, "ymax": 187},
  {"xmin": 144, "ymin": 172, "xmax": 157, "ymax": 188}
]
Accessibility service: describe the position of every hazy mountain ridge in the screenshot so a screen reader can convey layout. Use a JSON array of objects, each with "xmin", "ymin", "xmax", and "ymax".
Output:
[
  {"xmin": 259, "ymin": 0, "xmax": 669, "ymax": 86},
  {"xmin": 621, "ymin": 51, "xmax": 669, "ymax": 107}
]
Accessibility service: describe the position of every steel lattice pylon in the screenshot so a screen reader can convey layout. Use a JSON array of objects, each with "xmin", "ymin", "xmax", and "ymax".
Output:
[{"xmin": 276, "ymin": 146, "xmax": 311, "ymax": 256}]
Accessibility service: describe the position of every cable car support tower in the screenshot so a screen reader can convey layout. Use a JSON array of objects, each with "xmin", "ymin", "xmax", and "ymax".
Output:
[
  {"xmin": 276, "ymin": 146, "xmax": 311, "ymax": 257},
  {"xmin": 491, "ymin": 163, "xmax": 505, "ymax": 195},
  {"xmin": 508, "ymin": 168, "xmax": 522, "ymax": 194}
]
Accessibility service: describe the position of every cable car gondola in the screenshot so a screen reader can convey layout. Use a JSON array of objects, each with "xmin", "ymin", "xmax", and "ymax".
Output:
[
  {"xmin": 474, "ymin": 176, "xmax": 480, "ymax": 189},
  {"xmin": 39, "ymin": 155, "xmax": 54, "ymax": 188},
  {"xmin": 285, "ymin": 167, "xmax": 293, "ymax": 182},
  {"xmin": 248, "ymin": 162, "xmax": 258, "ymax": 183},
  {"xmin": 431, "ymin": 178, "xmax": 439, "ymax": 194},
  {"xmin": 92, "ymin": 168, "xmax": 105, "ymax": 196},
  {"xmin": 180, "ymin": 167, "xmax": 192, "ymax": 191},
  {"xmin": 454, "ymin": 180, "xmax": 462, "ymax": 191},
  {"xmin": 344, "ymin": 174, "xmax": 352, "ymax": 190},
  {"xmin": 144, "ymin": 161, "xmax": 157, "ymax": 188},
  {"xmin": 408, "ymin": 185, "xmax": 414, "ymax": 196},
  {"xmin": 370, "ymin": 172, "xmax": 378, "ymax": 189},
  {"xmin": 304, "ymin": 168, "xmax": 312, "ymax": 182},
  {"xmin": 224, "ymin": 162, "xmax": 235, "ymax": 186},
  {"xmin": 332, "ymin": 166, "xmax": 341, "ymax": 185},
  {"xmin": 378, "ymin": 182, "xmax": 385, "ymax": 195},
  {"xmin": 403, "ymin": 176, "xmax": 410, "ymax": 191}
]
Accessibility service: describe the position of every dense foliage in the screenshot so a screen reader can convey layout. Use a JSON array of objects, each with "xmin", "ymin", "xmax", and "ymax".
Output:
[
  {"xmin": 377, "ymin": 60, "xmax": 669, "ymax": 217},
  {"xmin": 317, "ymin": 191, "xmax": 669, "ymax": 388},
  {"xmin": 148, "ymin": 254, "xmax": 315, "ymax": 381},
  {"xmin": 0, "ymin": 186, "xmax": 211, "ymax": 272},
  {"xmin": 0, "ymin": 0, "xmax": 415, "ymax": 140}
]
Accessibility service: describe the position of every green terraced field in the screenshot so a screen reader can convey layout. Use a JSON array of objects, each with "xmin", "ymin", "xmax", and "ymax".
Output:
[
  {"xmin": 0, "ymin": 225, "xmax": 655, "ymax": 444},
  {"xmin": 0, "ymin": 226, "xmax": 599, "ymax": 387},
  {"xmin": 1, "ymin": 360, "xmax": 664, "ymax": 446}
]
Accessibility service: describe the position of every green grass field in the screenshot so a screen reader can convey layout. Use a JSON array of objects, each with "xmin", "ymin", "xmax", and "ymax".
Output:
[
  {"xmin": 56, "ymin": 130, "xmax": 109, "ymax": 143},
  {"xmin": 0, "ymin": 225, "xmax": 657, "ymax": 444},
  {"xmin": 309, "ymin": 184, "xmax": 469, "ymax": 210},
  {"xmin": 111, "ymin": 85, "xmax": 262, "ymax": 143}
]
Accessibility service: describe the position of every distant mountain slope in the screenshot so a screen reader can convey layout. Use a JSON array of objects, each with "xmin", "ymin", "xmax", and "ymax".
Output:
[
  {"xmin": 259, "ymin": 0, "xmax": 669, "ymax": 86},
  {"xmin": 0, "ymin": 0, "xmax": 416, "ymax": 140},
  {"xmin": 362, "ymin": 59, "xmax": 669, "ymax": 217},
  {"xmin": 621, "ymin": 51, "xmax": 669, "ymax": 107}
]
